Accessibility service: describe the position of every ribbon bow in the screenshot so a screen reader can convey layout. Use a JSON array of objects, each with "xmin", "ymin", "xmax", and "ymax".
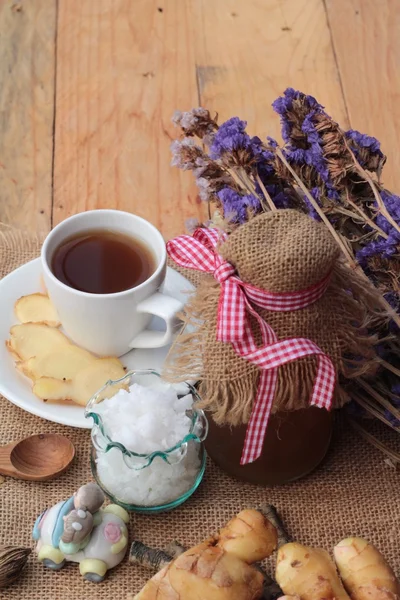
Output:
[{"xmin": 167, "ymin": 228, "xmax": 336, "ymax": 465}]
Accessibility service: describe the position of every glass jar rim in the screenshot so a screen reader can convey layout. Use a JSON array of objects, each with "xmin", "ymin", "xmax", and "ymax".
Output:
[{"xmin": 85, "ymin": 369, "xmax": 208, "ymax": 464}]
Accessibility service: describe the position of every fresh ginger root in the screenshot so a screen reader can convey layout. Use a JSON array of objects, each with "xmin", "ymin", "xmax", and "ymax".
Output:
[
  {"xmin": 276, "ymin": 542, "xmax": 351, "ymax": 600},
  {"xmin": 334, "ymin": 537, "xmax": 400, "ymax": 600},
  {"xmin": 134, "ymin": 509, "xmax": 277, "ymax": 600},
  {"xmin": 218, "ymin": 508, "xmax": 278, "ymax": 563}
]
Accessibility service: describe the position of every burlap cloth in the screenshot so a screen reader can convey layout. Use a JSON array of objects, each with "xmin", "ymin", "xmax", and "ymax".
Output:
[
  {"xmin": 0, "ymin": 224, "xmax": 399, "ymax": 600},
  {"xmin": 166, "ymin": 211, "xmax": 379, "ymax": 425}
]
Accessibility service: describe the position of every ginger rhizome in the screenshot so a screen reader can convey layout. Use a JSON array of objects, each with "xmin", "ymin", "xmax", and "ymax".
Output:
[
  {"xmin": 276, "ymin": 542, "xmax": 351, "ymax": 600},
  {"xmin": 133, "ymin": 509, "xmax": 278, "ymax": 600},
  {"xmin": 334, "ymin": 537, "xmax": 400, "ymax": 600},
  {"xmin": 217, "ymin": 508, "xmax": 278, "ymax": 563}
]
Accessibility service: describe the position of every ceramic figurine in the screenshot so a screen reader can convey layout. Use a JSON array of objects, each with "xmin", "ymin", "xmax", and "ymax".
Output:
[{"xmin": 33, "ymin": 482, "xmax": 129, "ymax": 582}]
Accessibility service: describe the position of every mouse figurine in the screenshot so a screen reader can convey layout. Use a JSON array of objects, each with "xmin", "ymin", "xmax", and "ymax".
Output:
[{"xmin": 32, "ymin": 483, "xmax": 129, "ymax": 582}]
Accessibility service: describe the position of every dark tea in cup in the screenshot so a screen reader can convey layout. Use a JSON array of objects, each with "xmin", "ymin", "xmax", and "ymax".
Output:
[{"xmin": 51, "ymin": 229, "xmax": 156, "ymax": 294}]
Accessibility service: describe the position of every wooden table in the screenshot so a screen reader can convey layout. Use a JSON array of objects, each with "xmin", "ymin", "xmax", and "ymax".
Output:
[{"xmin": 1, "ymin": 0, "xmax": 399, "ymax": 240}]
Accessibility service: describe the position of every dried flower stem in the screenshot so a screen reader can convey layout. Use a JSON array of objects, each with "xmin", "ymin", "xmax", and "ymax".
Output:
[
  {"xmin": 223, "ymin": 166, "xmax": 272, "ymax": 213},
  {"xmin": 345, "ymin": 189, "xmax": 388, "ymax": 239},
  {"xmin": 275, "ymin": 147, "xmax": 400, "ymax": 330},
  {"xmin": 347, "ymin": 417, "xmax": 400, "ymax": 463},
  {"xmin": 255, "ymin": 173, "xmax": 277, "ymax": 212},
  {"xmin": 344, "ymin": 140, "xmax": 400, "ymax": 236},
  {"xmin": 226, "ymin": 167, "xmax": 251, "ymax": 194},
  {"xmin": 237, "ymin": 167, "xmax": 259, "ymax": 197},
  {"xmin": 333, "ymin": 206, "xmax": 372, "ymax": 222},
  {"xmin": 378, "ymin": 358, "xmax": 400, "ymax": 378},
  {"xmin": 357, "ymin": 378, "xmax": 400, "ymax": 421},
  {"xmin": 275, "ymin": 147, "xmax": 357, "ymax": 268},
  {"xmin": 352, "ymin": 393, "xmax": 400, "ymax": 432},
  {"xmin": 378, "ymin": 298, "xmax": 400, "ymax": 330}
]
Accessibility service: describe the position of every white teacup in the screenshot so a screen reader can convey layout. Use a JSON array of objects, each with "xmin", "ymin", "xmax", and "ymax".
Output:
[{"xmin": 41, "ymin": 210, "xmax": 183, "ymax": 357}]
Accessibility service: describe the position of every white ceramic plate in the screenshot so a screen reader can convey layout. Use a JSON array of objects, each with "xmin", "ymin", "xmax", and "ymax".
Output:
[{"xmin": 0, "ymin": 259, "xmax": 194, "ymax": 428}]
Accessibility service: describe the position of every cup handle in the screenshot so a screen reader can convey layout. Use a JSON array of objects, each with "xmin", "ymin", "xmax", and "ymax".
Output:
[{"xmin": 128, "ymin": 292, "xmax": 184, "ymax": 349}]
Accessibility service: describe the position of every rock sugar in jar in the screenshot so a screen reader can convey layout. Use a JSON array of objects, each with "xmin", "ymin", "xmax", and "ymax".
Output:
[{"xmin": 85, "ymin": 370, "xmax": 208, "ymax": 512}]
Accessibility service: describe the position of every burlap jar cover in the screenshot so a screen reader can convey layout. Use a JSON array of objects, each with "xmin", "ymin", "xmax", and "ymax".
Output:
[
  {"xmin": 166, "ymin": 210, "xmax": 379, "ymax": 437},
  {"xmin": 0, "ymin": 223, "xmax": 399, "ymax": 600}
]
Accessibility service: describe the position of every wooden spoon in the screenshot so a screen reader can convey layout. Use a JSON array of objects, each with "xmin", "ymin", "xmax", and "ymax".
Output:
[{"xmin": 0, "ymin": 433, "xmax": 75, "ymax": 481}]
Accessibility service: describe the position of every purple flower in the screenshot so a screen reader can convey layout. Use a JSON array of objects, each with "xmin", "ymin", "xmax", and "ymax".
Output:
[
  {"xmin": 217, "ymin": 188, "xmax": 261, "ymax": 223},
  {"xmin": 210, "ymin": 117, "xmax": 251, "ymax": 159},
  {"xmin": 267, "ymin": 136, "xmax": 278, "ymax": 148},
  {"xmin": 284, "ymin": 147, "xmax": 308, "ymax": 164},
  {"xmin": 392, "ymin": 383, "xmax": 400, "ymax": 394},
  {"xmin": 272, "ymin": 88, "xmax": 324, "ymax": 143},
  {"xmin": 249, "ymin": 135, "xmax": 276, "ymax": 182},
  {"xmin": 375, "ymin": 191, "xmax": 400, "ymax": 235},
  {"xmin": 345, "ymin": 129, "xmax": 382, "ymax": 154},
  {"xmin": 210, "ymin": 119, "xmax": 278, "ymax": 188},
  {"xmin": 356, "ymin": 225, "xmax": 400, "ymax": 269},
  {"xmin": 268, "ymin": 189, "xmax": 292, "ymax": 210},
  {"xmin": 306, "ymin": 187, "xmax": 323, "ymax": 221},
  {"xmin": 384, "ymin": 409, "xmax": 400, "ymax": 428},
  {"xmin": 357, "ymin": 239, "xmax": 390, "ymax": 266},
  {"xmin": 272, "ymin": 88, "xmax": 340, "ymax": 201},
  {"xmin": 391, "ymin": 382, "xmax": 400, "ymax": 400},
  {"xmin": 345, "ymin": 129, "xmax": 385, "ymax": 173}
]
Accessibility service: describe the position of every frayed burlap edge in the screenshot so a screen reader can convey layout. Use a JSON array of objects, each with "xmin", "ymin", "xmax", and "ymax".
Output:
[{"xmin": 164, "ymin": 259, "xmax": 386, "ymax": 426}]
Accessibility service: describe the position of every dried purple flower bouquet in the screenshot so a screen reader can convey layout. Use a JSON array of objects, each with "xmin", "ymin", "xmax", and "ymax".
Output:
[{"xmin": 171, "ymin": 89, "xmax": 400, "ymax": 462}]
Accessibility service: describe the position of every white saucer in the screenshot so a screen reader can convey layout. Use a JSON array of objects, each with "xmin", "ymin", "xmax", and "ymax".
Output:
[{"xmin": 0, "ymin": 258, "xmax": 194, "ymax": 428}]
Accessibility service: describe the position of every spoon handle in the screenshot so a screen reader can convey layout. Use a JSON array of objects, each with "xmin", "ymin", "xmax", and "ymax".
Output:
[{"xmin": 0, "ymin": 443, "xmax": 19, "ymax": 478}]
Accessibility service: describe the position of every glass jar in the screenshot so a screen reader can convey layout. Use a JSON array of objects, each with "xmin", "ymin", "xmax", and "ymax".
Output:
[
  {"xmin": 85, "ymin": 370, "xmax": 208, "ymax": 513},
  {"xmin": 205, "ymin": 407, "xmax": 333, "ymax": 486}
]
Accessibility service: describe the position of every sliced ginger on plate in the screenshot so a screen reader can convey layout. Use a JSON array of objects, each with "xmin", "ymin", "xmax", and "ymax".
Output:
[
  {"xmin": 14, "ymin": 293, "xmax": 61, "ymax": 327},
  {"xmin": 33, "ymin": 357, "xmax": 126, "ymax": 406},
  {"xmin": 7, "ymin": 323, "xmax": 71, "ymax": 361},
  {"xmin": 17, "ymin": 345, "xmax": 96, "ymax": 381},
  {"xmin": 8, "ymin": 300, "xmax": 126, "ymax": 407}
]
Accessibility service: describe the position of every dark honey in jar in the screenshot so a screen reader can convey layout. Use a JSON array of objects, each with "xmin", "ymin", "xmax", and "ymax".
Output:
[{"xmin": 205, "ymin": 407, "xmax": 333, "ymax": 485}]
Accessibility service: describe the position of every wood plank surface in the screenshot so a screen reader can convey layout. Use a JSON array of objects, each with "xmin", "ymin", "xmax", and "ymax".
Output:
[
  {"xmin": 326, "ymin": 0, "xmax": 400, "ymax": 191},
  {"xmin": 53, "ymin": 0, "xmax": 349, "ymax": 239},
  {"xmin": 193, "ymin": 0, "xmax": 349, "ymax": 141},
  {"xmin": 1, "ymin": 0, "xmax": 400, "ymax": 235},
  {"xmin": 0, "ymin": 0, "xmax": 56, "ymax": 233},
  {"xmin": 53, "ymin": 0, "xmax": 203, "ymax": 239}
]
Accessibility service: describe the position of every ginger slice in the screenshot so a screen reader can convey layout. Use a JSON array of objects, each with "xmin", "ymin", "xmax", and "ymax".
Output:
[
  {"xmin": 17, "ymin": 345, "xmax": 96, "ymax": 381},
  {"xmin": 33, "ymin": 357, "xmax": 126, "ymax": 406},
  {"xmin": 7, "ymin": 323, "xmax": 71, "ymax": 361},
  {"xmin": 14, "ymin": 293, "xmax": 60, "ymax": 327}
]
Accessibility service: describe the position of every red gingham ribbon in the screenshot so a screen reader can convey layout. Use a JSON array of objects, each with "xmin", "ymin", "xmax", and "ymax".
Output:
[{"xmin": 167, "ymin": 228, "xmax": 336, "ymax": 465}]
